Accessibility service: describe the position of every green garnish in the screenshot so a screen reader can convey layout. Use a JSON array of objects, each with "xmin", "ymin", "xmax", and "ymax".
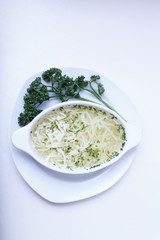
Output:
[{"xmin": 18, "ymin": 68, "xmax": 125, "ymax": 126}]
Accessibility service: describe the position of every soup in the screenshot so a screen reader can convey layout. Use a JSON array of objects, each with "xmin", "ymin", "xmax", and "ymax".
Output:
[{"xmin": 31, "ymin": 105, "xmax": 126, "ymax": 170}]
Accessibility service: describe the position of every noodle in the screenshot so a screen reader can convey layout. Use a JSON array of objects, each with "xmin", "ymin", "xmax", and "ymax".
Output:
[{"xmin": 31, "ymin": 105, "xmax": 126, "ymax": 170}]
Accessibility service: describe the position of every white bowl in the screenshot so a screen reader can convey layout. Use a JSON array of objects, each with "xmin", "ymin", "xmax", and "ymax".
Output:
[{"xmin": 12, "ymin": 101, "xmax": 141, "ymax": 174}]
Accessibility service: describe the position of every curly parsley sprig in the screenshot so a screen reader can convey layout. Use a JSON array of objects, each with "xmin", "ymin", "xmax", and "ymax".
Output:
[{"xmin": 18, "ymin": 68, "xmax": 125, "ymax": 126}]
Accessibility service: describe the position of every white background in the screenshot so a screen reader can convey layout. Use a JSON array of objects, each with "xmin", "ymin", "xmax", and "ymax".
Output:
[{"xmin": 1, "ymin": 0, "xmax": 160, "ymax": 239}]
